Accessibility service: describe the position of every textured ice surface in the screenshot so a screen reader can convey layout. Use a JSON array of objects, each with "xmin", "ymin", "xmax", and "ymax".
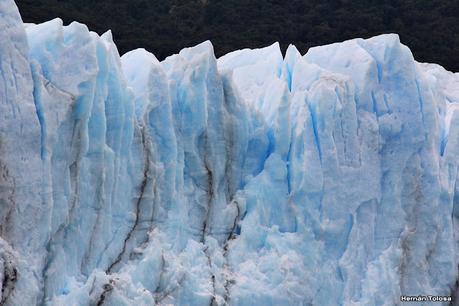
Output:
[{"xmin": 1, "ymin": 0, "xmax": 459, "ymax": 305}]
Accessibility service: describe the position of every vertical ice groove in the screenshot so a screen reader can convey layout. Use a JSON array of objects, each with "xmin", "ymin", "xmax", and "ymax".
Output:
[
  {"xmin": 106, "ymin": 124, "xmax": 148, "ymax": 274},
  {"xmin": 1, "ymin": 1, "xmax": 459, "ymax": 304}
]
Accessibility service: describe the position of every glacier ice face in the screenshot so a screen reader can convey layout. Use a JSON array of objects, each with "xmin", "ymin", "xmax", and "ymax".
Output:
[{"xmin": 1, "ymin": 0, "xmax": 459, "ymax": 305}]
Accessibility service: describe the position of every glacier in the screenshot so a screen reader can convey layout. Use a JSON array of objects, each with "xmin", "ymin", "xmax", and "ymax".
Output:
[{"xmin": 1, "ymin": 0, "xmax": 459, "ymax": 305}]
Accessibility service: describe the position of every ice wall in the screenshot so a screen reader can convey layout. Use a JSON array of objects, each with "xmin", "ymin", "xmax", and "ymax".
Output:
[{"xmin": 0, "ymin": 0, "xmax": 458, "ymax": 305}]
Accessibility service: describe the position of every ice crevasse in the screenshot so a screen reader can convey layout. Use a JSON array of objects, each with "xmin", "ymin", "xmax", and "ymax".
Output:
[{"xmin": 1, "ymin": 0, "xmax": 459, "ymax": 305}]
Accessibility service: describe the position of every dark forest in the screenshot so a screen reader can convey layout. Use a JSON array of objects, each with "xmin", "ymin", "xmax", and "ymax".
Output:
[{"xmin": 16, "ymin": 0, "xmax": 459, "ymax": 72}]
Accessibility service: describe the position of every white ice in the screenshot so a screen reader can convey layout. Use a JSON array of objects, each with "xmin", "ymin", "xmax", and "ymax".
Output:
[{"xmin": 0, "ymin": 0, "xmax": 458, "ymax": 305}]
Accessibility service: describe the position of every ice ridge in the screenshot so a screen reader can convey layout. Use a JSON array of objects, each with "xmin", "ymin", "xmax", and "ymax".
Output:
[{"xmin": 0, "ymin": 1, "xmax": 459, "ymax": 305}]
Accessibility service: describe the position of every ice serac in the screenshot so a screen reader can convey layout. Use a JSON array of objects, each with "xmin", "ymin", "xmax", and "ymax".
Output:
[
  {"xmin": 1, "ymin": 0, "xmax": 459, "ymax": 305},
  {"xmin": 0, "ymin": 1, "xmax": 47, "ymax": 305}
]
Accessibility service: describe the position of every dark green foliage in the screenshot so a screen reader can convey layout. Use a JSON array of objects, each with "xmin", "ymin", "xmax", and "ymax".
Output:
[{"xmin": 16, "ymin": 0, "xmax": 459, "ymax": 71}]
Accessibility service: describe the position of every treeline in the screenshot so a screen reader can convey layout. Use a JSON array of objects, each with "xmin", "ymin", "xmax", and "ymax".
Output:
[{"xmin": 16, "ymin": 0, "xmax": 459, "ymax": 72}]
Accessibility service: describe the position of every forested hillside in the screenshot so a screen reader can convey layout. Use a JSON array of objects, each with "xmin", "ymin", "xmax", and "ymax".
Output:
[{"xmin": 16, "ymin": 0, "xmax": 459, "ymax": 71}]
